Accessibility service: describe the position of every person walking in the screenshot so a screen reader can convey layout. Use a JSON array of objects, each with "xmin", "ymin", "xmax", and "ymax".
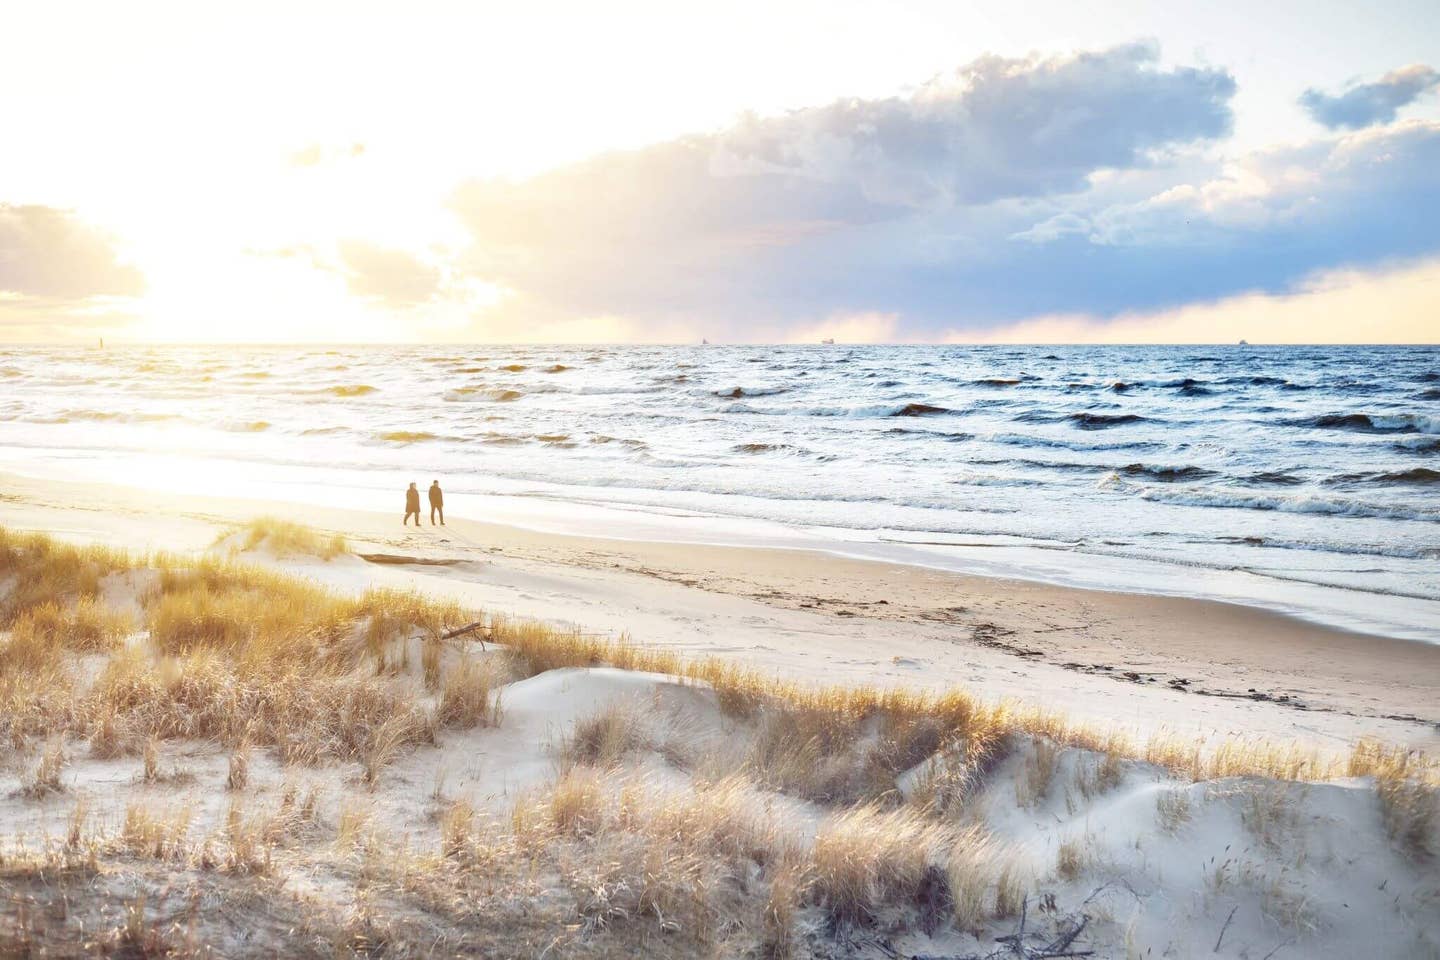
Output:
[
  {"xmin": 404, "ymin": 482, "xmax": 422, "ymax": 527},
  {"xmin": 428, "ymin": 480, "xmax": 445, "ymax": 525}
]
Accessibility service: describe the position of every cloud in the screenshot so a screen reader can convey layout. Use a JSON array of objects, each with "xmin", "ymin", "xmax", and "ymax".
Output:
[
  {"xmin": 955, "ymin": 255, "xmax": 1440, "ymax": 344},
  {"xmin": 335, "ymin": 239, "xmax": 442, "ymax": 307},
  {"xmin": 1064, "ymin": 120, "xmax": 1440, "ymax": 243},
  {"xmin": 0, "ymin": 204, "xmax": 143, "ymax": 300},
  {"xmin": 450, "ymin": 43, "xmax": 1235, "ymax": 332},
  {"xmin": 1299, "ymin": 65, "xmax": 1439, "ymax": 130}
]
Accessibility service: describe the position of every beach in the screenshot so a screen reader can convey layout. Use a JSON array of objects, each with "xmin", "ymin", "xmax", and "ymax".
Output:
[{"xmin": 5, "ymin": 468, "xmax": 1435, "ymax": 752}]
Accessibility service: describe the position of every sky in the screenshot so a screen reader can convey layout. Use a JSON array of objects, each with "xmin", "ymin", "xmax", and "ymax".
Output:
[{"xmin": 2, "ymin": 0, "xmax": 1439, "ymax": 343}]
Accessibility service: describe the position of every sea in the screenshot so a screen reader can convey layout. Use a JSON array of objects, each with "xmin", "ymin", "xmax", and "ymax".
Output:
[{"xmin": 2, "ymin": 344, "xmax": 1437, "ymax": 641}]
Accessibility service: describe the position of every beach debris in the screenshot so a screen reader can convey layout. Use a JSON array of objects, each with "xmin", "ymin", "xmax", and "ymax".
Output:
[{"xmin": 357, "ymin": 552, "xmax": 465, "ymax": 566}]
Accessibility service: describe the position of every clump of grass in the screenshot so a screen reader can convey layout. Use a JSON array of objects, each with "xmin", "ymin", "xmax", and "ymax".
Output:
[
  {"xmin": 761, "ymin": 855, "xmax": 812, "ymax": 959},
  {"xmin": 1055, "ymin": 837, "xmax": 1085, "ymax": 881},
  {"xmin": 227, "ymin": 741, "xmax": 251, "ymax": 791},
  {"xmin": 1235, "ymin": 781, "xmax": 1298, "ymax": 850},
  {"xmin": 1075, "ymin": 750, "xmax": 1125, "ymax": 800},
  {"xmin": 0, "ymin": 527, "xmax": 129, "ymax": 625},
  {"xmin": 20, "ymin": 739, "xmax": 68, "ymax": 798},
  {"xmin": 558, "ymin": 701, "xmax": 648, "ymax": 771},
  {"xmin": 437, "ymin": 657, "xmax": 504, "ymax": 729},
  {"xmin": 809, "ymin": 803, "xmax": 974, "ymax": 929},
  {"xmin": 1155, "ymin": 787, "xmax": 1193, "ymax": 832},
  {"xmin": 142, "ymin": 736, "xmax": 159, "ymax": 782},
  {"xmin": 1017, "ymin": 738, "xmax": 1060, "ymax": 807},
  {"xmin": 1350, "ymin": 739, "xmax": 1439, "ymax": 860},
  {"xmin": 120, "ymin": 802, "xmax": 192, "ymax": 860},
  {"xmin": 440, "ymin": 799, "xmax": 477, "ymax": 859},
  {"xmin": 221, "ymin": 516, "xmax": 348, "ymax": 559}
]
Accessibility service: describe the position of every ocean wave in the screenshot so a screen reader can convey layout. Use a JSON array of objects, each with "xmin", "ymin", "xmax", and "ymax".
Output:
[
  {"xmin": 588, "ymin": 435, "xmax": 648, "ymax": 448},
  {"xmin": 221, "ymin": 420, "xmax": 271, "ymax": 432},
  {"xmin": 1242, "ymin": 470, "xmax": 1306, "ymax": 486},
  {"xmin": 728, "ymin": 401, "xmax": 952, "ymax": 417},
  {"xmin": 32, "ymin": 409, "xmax": 183, "ymax": 425},
  {"xmin": 974, "ymin": 377, "xmax": 1023, "ymax": 387},
  {"xmin": 327, "ymin": 384, "xmax": 377, "ymax": 397},
  {"xmin": 499, "ymin": 364, "xmax": 527, "ymax": 372},
  {"xmin": 1416, "ymin": 388, "xmax": 1440, "ymax": 400},
  {"xmin": 377, "ymin": 431, "xmax": 438, "ymax": 444},
  {"xmin": 1218, "ymin": 375, "xmax": 1287, "ymax": 386},
  {"xmin": 1165, "ymin": 378, "xmax": 1214, "ymax": 396},
  {"xmin": 1393, "ymin": 437, "xmax": 1440, "ymax": 454},
  {"xmin": 1290, "ymin": 412, "xmax": 1439, "ymax": 434},
  {"xmin": 892, "ymin": 403, "xmax": 951, "ymax": 417},
  {"xmin": 573, "ymin": 384, "xmax": 668, "ymax": 396},
  {"xmin": 1117, "ymin": 463, "xmax": 1217, "ymax": 482},
  {"xmin": 1213, "ymin": 535, "xmax": 1440, "ymax": 561},
  {"xmin": 985, "ymin": 432, "xmax": 1163, "ymax": 452},
  {"xmin": 732, "ymin": 442, "xmax": 812, "ymax": 455},
  {"xmin": 715, "ymin": 385, "xmax": 790, "ymax": 398},
  {"xmin": 884, "ymin": 427, "xmax": 973, "ymax": 441},
  {"xmin": 446, "ymin": 387, "xmax": 524, "ymax": 402},
  {"xmin": 1067, "ymin": 412, "xmax": 1146, "ymax": 429},
  {"xmin": 543, "ymin": 364, "xmax": 572, "ymax": 373},
  {"xmin": 1326, "ymin": 467, "xmax": 1440, "ymax": 486},
  {"xmin": 1136, "ymin": 486, "xmax": 1436, "ymax": 521}
]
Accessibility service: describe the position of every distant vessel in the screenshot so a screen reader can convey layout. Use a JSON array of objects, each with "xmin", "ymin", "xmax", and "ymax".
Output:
[
  {"xmin": 1238, "ymin": 339, "xmax": 1249, "ymax": 345},
  {"xmin": 701, "ymin": 338, "xmax": 709, "ymax": 345},
  {"xmin": 821, "ymin": 337, "xmax": 835, "ymax": 345}
]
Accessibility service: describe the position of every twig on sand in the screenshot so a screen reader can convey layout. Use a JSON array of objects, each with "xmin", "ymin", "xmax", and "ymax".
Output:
[
  {"xmin": 1214, "ymin": 904, "xmax": 1238, "ymax": 952},
  {"xmin": 1260, "ymin": 938, "xmax": 1294, "ymax": 960},
  {"xmin": 409, "ymin": 620, "xmax": 489, "ymax": 650},
  {"xmin": 1044, "ymin": 916, "xmax": 1088, "ymax": 955}
]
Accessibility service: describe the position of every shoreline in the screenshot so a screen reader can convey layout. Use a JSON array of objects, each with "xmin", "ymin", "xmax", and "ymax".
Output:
[
  {"xmin": 2, "ymin": 468, "xmax": 1437, "ymax": 751},
  {"xmin": 3, "ymin": 448, "xmax": 1437, "ymax": 642}
]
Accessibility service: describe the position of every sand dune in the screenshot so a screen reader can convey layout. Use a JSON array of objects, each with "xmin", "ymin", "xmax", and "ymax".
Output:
[{"xmin": 1, "ymin": 483, "xmax": 1437, "ymax": 956}]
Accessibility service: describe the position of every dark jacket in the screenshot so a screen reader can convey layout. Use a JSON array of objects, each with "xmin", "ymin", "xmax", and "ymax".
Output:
[
  {"xmin": 428, "ymin": 484, "xmax": 443, "ymax": 507},
  {"xmin": 405, "ymin": 487, "xmax": 420, "ymax": 511}
]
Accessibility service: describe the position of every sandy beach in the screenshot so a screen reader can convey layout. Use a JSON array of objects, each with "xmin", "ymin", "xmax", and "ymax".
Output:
[{"xmin": 4, "ymin": 468, "xmax": 1435, "ymax": 752}]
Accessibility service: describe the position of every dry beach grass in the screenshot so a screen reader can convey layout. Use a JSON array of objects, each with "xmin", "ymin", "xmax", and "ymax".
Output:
[{"xmin": 1, "ymin": 522, "xmax": 1437, "ymax": 957}]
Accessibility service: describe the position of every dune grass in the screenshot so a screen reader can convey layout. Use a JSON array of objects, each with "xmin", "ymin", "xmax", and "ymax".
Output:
[
  {"xmin": 218, "ymin": 515, "xmax": 348, "ymax": 559},
  {"xmin": 6, "ymin": 523, "xmax": 1435, "ymax": 795},
  {"xmin": 1, "ymin": 522, "xmax": 1436, "ymax": 956}
]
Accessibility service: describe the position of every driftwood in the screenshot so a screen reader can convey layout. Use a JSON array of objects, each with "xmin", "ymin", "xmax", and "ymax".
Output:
[
  {"xmin": 407, "ymin": 620, "xmax": 489, "ymax": 649},
  {"xmin": 357, "ymin": 553, "xmax": 464, "ymax": 566}
]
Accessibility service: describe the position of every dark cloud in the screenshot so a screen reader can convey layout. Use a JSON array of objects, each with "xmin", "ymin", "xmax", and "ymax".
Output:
[
  {"xmin": 451, "ymin": 43, "xmax": 1235, "ymax": 329},
  {"xmin": 0, "ymin": 204, "xmax": 144, "ymax": 300},
  {"xmin": 1299, "ymin": 65, "xmax": 1439, "ymax": 130},
  {"xmin": 336, "ymin": 239, "xmax": 441, "ymax": 307}
]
